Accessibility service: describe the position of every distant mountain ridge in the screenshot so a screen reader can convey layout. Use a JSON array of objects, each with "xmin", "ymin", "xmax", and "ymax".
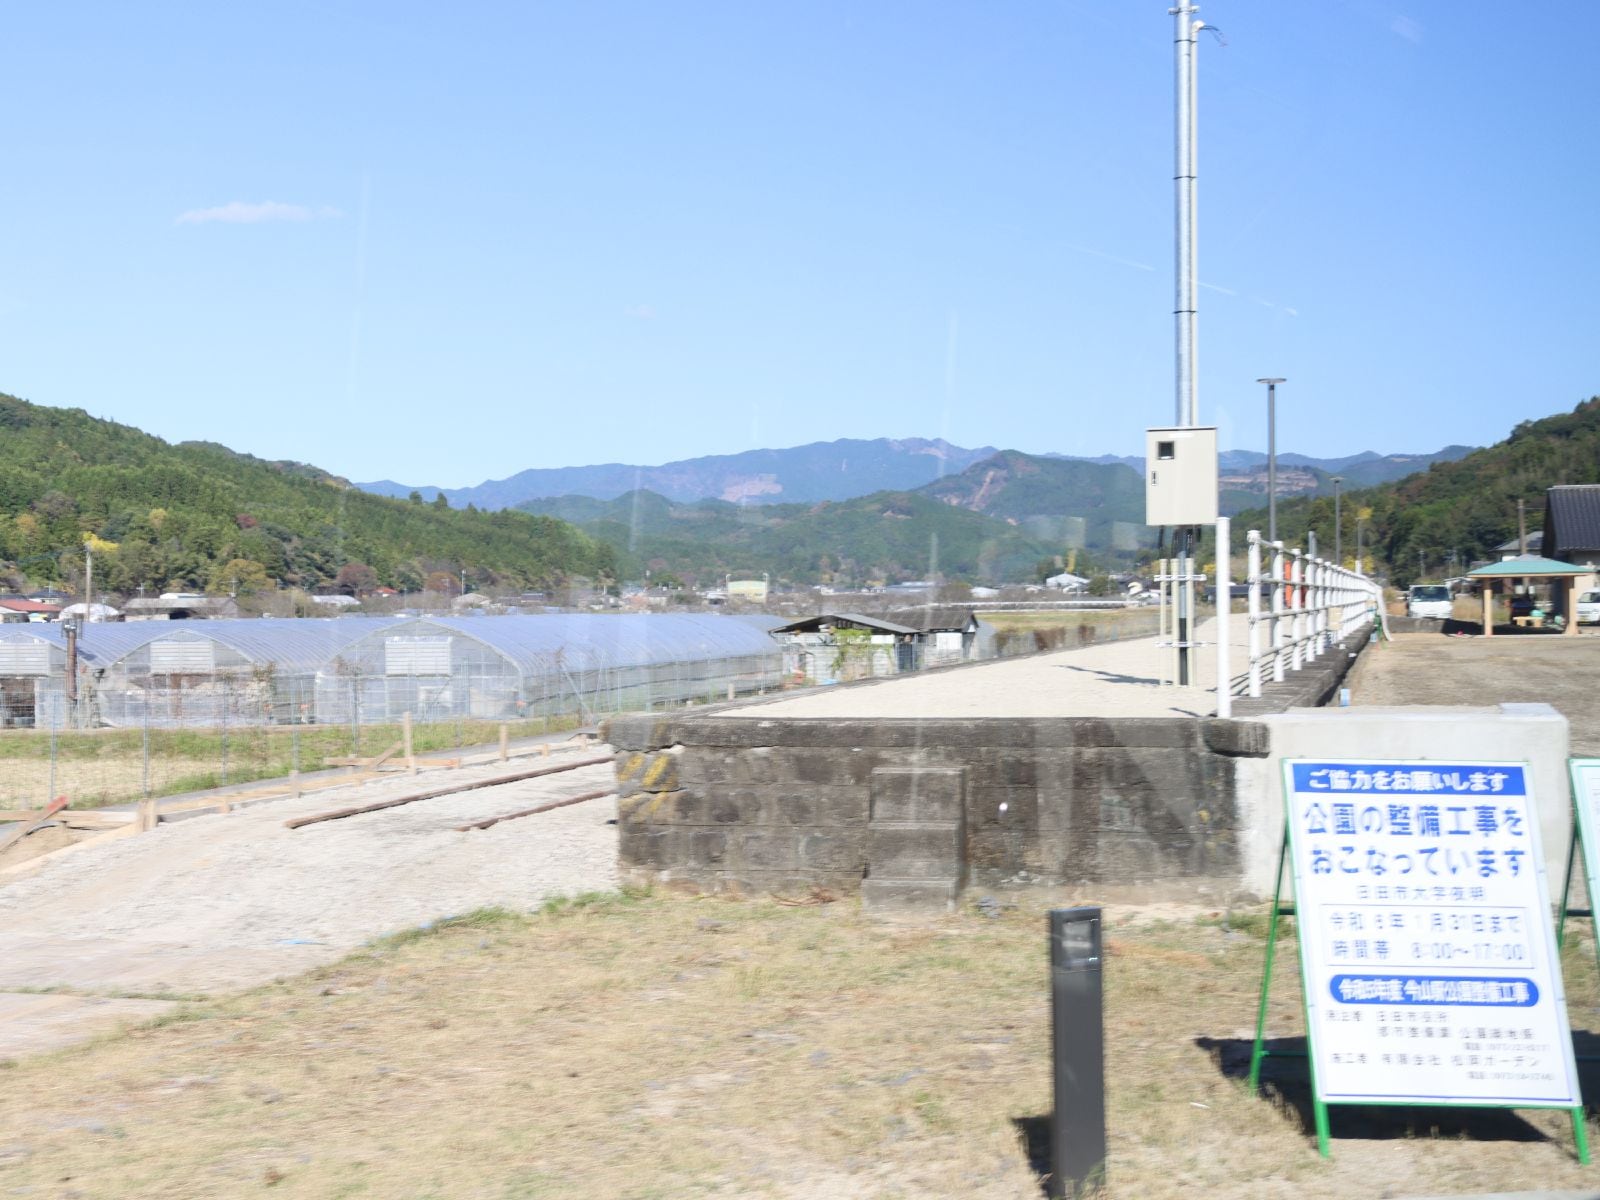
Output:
[
  {"xmin": 517, "ymin": 487, "xmax": 1059, "ymax": 587},
  {"xmin": 365, "ymin": 438, "xmax": 1475, "ymax": 513},
  {"xmin": 361, "ymin": 437, "xmax": 998, "ymax": 510}
]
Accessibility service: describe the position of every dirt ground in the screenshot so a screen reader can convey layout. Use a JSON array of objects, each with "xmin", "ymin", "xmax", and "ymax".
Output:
[
  {"xmin": 0, "ymin": 745, "xmax": 618, "ymax": 1059},
  {"xmin": 1346, "ymin": 630, "xmax": 1600, "ymax": 755},
  {"xmin": 0, "ymin": 891, "xmax": 1597, "ymax": 1199}
]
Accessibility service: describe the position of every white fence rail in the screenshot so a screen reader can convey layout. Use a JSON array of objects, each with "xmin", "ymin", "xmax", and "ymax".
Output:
[{"xmin": 1245, "ymin": 528, "xmax": 1383, "ymax": 700}]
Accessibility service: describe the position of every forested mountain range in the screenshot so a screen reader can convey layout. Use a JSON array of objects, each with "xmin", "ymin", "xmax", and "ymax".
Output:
[
  {"xmin": 0, "ymin": 394, "xmax": 616, "ymax": 596},
  {"xmin": 517, "ymin": 487, "xmax": 1062, "ymax": 587},
  {"xmin": 1230, "ymin": 398, "xmax": 1600, "ymax": 586},
  {"xmin": 362, "ymin": 437, "xmax": 999, "ymax": 509},
  {"xmin": 516, "ymin": 437, "xmax": 1489, "ymax": 587},
  {"xmin": 366, "ymin": 436, "xmax": 1469, "ymax": 512}
]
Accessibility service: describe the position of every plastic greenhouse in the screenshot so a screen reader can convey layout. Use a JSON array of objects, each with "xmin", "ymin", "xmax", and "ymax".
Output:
[
  {"xmin": 0, "ymin": 627, "xmax": 78, "ymax": 729},
  {"xmin": 313, "ymin": 613, "xmax": 785, "ymax": 725},
  {"xmin": 81, "ymin": 618, "xmax": 401, "ymax": 728}
]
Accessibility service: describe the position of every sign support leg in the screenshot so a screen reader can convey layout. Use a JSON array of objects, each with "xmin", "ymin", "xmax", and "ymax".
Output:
[
  {"xmin": 1248, "ymin": 832, "xmax": 1288, "ymax": 1093},
  {"xmin": 1558, "ymin": 816, "xmax": 1581, "ymax": 950}
]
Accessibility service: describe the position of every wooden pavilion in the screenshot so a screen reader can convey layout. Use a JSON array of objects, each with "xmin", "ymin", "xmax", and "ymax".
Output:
[{"xmin": 1466, "ymin": 555, "xmax": 1590, "ymax": 637}]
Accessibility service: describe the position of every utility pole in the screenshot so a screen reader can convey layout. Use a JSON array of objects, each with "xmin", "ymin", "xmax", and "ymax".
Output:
[
  {"xmin": 1518, "ymin": 498, "xmax": 1527, "ymax": 556},
  {"xmin": 84, "ymin": 539, "xmax": 94, "ymax": 623},
  {"xmin": 1171, "ymin": 3, "xmax": 1202, "ymax": 685},
  {"xmin": 1257, "ymin": 379, "xmax": 1285, "ymax": 543}
]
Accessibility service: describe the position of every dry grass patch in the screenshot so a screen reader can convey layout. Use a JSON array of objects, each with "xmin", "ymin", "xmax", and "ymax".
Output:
[{"xmin": 0, "ymin": 892, "xmax": 1596, "ymax": 1198}]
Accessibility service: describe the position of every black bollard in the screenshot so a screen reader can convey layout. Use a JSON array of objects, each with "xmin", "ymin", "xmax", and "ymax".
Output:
[{"xmin": 1049, "ymin": 906, "xmax": 1106, "ymax": 1197}]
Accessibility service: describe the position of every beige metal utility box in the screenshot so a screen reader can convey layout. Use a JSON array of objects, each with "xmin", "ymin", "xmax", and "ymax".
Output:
[{"xmin": 1144, "ymin": 426, "xmax": 1218, "ymax": 525}]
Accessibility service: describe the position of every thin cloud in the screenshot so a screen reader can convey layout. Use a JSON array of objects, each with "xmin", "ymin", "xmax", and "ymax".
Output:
[
  {"xmin": 1064, "ymin": 243, "xmax": 1156, "ymax": 273},
  {"xmin": 176, "ymin": 201, "xmax": 344, "ymax": 226},
  {"xmin": 622, "ymin": 303, "xmax": 657, "ymax": 320},
  {"xmin": 1198, "ymin": 280, "xmax": 1237, "ymax": 297},
  {"xmin": 1390, "ymin": 15, "xmax": 1422, "ymax": 43}
]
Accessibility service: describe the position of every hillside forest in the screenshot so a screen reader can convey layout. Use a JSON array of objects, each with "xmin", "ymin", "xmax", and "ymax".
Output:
[
  {"xmin": 1229, "ymin": 397, "xmax": 1600, "ymax": 585},
  {"xmin": 0, "ymin": 394, "xmax": 618, "ymax": 597}
]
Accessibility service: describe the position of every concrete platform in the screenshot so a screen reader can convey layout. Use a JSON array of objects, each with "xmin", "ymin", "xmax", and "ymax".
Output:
[{"xmin": 721, "ymin": 617, "xmax": 1252, "ymax": 720}]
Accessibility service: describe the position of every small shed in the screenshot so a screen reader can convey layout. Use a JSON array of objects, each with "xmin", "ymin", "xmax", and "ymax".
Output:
[
  {"xmin": 883, "ymin": 606, "xmax": 994, "ymax": 666},
  {"xmin": 1466, "ymin": 555, "xmax": 1590, "ymax": 636},
  {"xmin": 769, "ymin": 613, "xmax": 919, "ymax": 683}
]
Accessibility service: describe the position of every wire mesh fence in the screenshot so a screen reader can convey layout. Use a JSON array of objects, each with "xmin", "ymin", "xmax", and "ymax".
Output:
[
  {"xmin": 0, "ymin": 711, "xmax": 591, "ymax": 811},
  {"xmin": 0, "ymin": 647, "xmax": 786, "ymax": 811}
]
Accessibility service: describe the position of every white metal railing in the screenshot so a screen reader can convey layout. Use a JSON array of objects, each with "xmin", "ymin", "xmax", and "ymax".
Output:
[{"xmin": 1244, "ymin": 528, "xmax": 1383, "ymax": 700}]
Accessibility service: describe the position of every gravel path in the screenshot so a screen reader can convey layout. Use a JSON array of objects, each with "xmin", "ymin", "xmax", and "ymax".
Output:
[{"xmin": 0, "ymin": 746, "xmax": 619, "ymax": 1043}]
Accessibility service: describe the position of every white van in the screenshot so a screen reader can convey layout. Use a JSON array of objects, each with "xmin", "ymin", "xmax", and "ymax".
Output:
[
  {"xmin": 1407, "ymin": 584, "xmax": 1453, "ymax": 620},
  {"xmin": 1577, "ymin": 589, "xmax": 1600, "ymax": 626}
]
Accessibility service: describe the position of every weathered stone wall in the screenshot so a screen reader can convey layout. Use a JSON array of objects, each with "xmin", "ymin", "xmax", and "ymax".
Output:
[
  {"xmin": 607, "ymin": 713, "xmax": 1272, "ymax": 895},
  {"xmin": 606, "ymin": 625, "xmax": 1371, "ymax": 899}
]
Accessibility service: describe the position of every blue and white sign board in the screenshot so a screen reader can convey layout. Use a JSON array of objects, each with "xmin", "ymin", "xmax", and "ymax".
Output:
[{"xmin": 1284, "ymin": 759, "xmax": 1580, "ymax": 1108}]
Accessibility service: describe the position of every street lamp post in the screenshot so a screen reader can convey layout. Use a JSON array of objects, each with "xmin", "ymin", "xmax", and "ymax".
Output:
[
  {"xmin": 1257, "ymin": 378, "xmax": 1285, "ymax": 542},
  {"xmin": 1331, "ymin": 476, "xmax": 1343, "ymax": 566}
]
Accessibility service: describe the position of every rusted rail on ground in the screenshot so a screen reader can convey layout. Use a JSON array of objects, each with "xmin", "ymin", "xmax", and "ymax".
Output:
[
  {"xmin": 284, "ymin": 756, "xmax": 613, "ymax": 830},
  {"xmin": 453, "ymin": 788, "xmax": 613, "ymax": 832}
]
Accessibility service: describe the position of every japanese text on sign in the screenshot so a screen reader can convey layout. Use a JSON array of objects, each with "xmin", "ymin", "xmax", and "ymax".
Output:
[{"xmin": 1283, "ymin": 759, "xmax": 1579, "ymax": 1107}]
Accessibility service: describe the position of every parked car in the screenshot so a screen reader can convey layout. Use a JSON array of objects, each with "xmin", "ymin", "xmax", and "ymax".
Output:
[
  {"xmin": 1577, "ymin": 589, "xmax": 1600, "ymax": 625},
  {"xmin": 1406, "ymin": 584, "xmax": 1452, "ymax": 620}
]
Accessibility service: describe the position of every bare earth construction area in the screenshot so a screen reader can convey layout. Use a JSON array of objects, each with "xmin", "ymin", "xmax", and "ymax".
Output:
[
  {"xmin": 6, "ymin": 628, "xmax": 1600, "ymax": 1196},
  {"xmin": 0, "ymin": 746, "xmax": 617, "ymax": 1059}
]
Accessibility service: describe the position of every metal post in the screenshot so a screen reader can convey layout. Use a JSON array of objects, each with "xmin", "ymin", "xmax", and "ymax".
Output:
[
  {"xmin": 1271, "ymin": 542, "xmax": 1286, "ymax": 683},
  {"xmin": 1290, "ymin": 552, "xmax": 1305, "ymax": 671},
  {"xmin": 1049, "ymin": 906, "xmax": 1106, "ymax": 1198},
  {"xmin": 1214, "ymin": 517, "xmax": 1231, "ymax": 717},
  {"xmin": 1173, "ymin": 6, "xmax": 1199, "ymax": 428},
  {"xmin": 1257, "ymin": 379, "xmax": 1284, "ymax": 542},
  {"xmin": 1177, "ymin": 532, "xmax": 1191, "ymax": 686},
  {"xmin": 1332, "ymin": 476, "xmax": 1343, "ymax": 566},
  {"xmin": 1246, "ymin": 529, "xmax": 1262, "ymax": 698}
]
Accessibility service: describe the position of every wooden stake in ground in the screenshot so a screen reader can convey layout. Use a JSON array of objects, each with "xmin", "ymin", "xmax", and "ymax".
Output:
[
  {"xmin": 403, "ymin": 711, "xmax": 416, "ymax": 774},
  {"xmin": 499, "ymin": 723, "xmax": 509, "ymax": 762}
]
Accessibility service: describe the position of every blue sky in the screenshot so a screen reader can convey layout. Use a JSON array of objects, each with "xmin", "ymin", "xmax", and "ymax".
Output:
[{"xmin": 1, "ymin": 2, "xmax": 1595, "ymax": 487}]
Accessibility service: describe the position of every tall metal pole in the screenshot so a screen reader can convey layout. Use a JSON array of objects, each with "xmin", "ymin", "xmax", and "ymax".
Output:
[
  {"xmin": 1172, "ymin": 6, "xmax": 1202, "ymax": 685},
  {"xmin": 1332, "ymin": 476, "xmax": 1343, "ymax": 566},
  {"xmin": 1257, "ymin": 378, "xmax": 1284, "ymax": 542},
  {"xmin": 1173, "ymin": 6, "xmax": 1199, "ymax": 428}
]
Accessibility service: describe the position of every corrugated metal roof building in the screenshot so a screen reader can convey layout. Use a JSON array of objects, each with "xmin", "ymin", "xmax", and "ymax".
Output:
[{"xmin": 1544, "ymin": 485, "xmax": 1600, "ymax": 586}]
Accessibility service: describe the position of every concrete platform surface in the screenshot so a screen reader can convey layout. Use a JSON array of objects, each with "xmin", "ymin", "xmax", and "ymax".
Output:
[{"xmin": 722, "ymin": 616, "xmax": 1251, "ymax": 720}]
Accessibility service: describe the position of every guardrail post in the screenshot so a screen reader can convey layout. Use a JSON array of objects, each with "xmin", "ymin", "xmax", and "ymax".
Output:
[
  {"xmin": 1290, "ymin": 551, "xmax": 1305, "ymax": 672},
  {"xmin": 1271, "ymin": 542, "xmax": 1286, "ymax": 683},
  {"xmin": 1215, "ymin": 517, "xmax": 1231, "ymax": 718},
  {"xmin": 1246, "ymin": 530, "xmax": 1262, "ymax": 698}
]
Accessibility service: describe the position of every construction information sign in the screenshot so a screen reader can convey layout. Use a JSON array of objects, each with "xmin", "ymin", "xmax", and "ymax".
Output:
[
  {"xmin": 1572, "ymin": 759, "xmax": 1600, "ymax": 893},
  {"xmin": 1284, "ymin": 759, "xmax": 1580, "ymax": 1107}
]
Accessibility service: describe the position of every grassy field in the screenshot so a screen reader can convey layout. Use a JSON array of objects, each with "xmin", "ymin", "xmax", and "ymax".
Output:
[
  {"xmin": 0, "ymin": 715, "xmax": 582, "ymax": 810},
  {"xmin": 1, "ymin": 889, "xmax": 1596, "ymax": 1198}
]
